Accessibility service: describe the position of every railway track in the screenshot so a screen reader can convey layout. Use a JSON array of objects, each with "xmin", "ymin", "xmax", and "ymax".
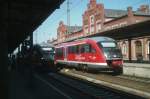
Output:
[
  {"xmin": 35, "ymin": 71, "xmax": 146, "ymax": 99},
  {"xmin": 34, "ymin": 73, "xmax": 96, "ymax": 99}
]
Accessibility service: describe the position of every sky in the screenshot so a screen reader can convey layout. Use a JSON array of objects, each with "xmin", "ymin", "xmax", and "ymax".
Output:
[{"xmin": 33, "ymin": 0, "xmax": 149, "ymax": 44}]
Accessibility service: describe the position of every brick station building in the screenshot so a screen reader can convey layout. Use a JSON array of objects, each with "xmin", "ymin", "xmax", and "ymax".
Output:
[
  {"xmin": 56, "ymin": 0, "xmax": 150, "ymax": 61},
  {"xmin": 57, "ymin": 21, "xmax": 83, "ymax": 43}
]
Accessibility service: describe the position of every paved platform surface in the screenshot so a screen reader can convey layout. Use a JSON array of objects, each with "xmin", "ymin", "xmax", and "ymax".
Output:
[
  {"xmin": 61, "ymin": 69, "xmax": 150, "ymax": 98},
  {"xmin": 9, "ymin": 70, "xmax": 65, "ymax": 99},
  {"xmin": 124, "ymin": 63, "xmax": 150, "ymax": 67},
  {"xmin": 123, "ymin": 62, "xmax": 150, "ymax": 78}
]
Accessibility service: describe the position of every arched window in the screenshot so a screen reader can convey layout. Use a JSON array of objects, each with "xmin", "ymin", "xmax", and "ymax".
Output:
[
  {"xmin": 122, "ymin": 42, "xmax": 127, "ymax": 56},
  {"xmin": 90, "ymin": 15, "xmax": 94, "ymax": 24},
  {"xmin": 135, "ymin": 40, "xmax": 142, "ymax": 60},
  {"xmin": 147, "ymin": 40, "xmax": 150, "ymax": 60},
  {"xmin": 90, "ymin": 15, "xmax": 94, "ymax": 34}
]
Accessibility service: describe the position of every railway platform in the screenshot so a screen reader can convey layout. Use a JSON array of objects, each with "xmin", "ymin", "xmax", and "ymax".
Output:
[
  {"xmin": 61, "ymin": 68, "xmax": 150, "ymax": 98},
  {"xmin": 123, "ymin": 62, "xmax": 150, "ymax": 78},
  {"xmin": 10, "ymin": 71, "xmax": 43, "ymax": 99},
  {"xmin": 9, "ymin": 70, "xmax": 67, "ymax": 99}
]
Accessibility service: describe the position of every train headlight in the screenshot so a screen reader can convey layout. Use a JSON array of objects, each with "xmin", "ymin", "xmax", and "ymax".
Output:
[{"xmin": 113, "ymin": 54, "xmax": 117, "ymax": 58}]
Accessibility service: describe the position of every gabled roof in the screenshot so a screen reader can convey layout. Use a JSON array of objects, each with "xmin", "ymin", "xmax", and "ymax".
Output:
[
  {"xmin": 104, "ymin": 9, "xmax": 150, "ymax": 18},
  {"xmin": 105, "ymin": 9, "xmax": 127, "ymax": 18},
  {"xmin": 66, "ymin": 25, "xmax": 82, "ymax": 34},
  {"xmin": 134, "ymin": 11, "xmax": 150, "ymax": 16}
]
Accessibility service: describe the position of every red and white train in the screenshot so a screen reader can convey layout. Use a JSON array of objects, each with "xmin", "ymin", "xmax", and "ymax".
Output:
[{"xmin": 54, "ymin": 36, "xmax": 123, "ymax": 73}]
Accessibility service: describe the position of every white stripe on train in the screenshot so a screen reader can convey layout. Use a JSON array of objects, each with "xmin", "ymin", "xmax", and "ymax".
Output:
[{"xmin": 56, "ymin": 60, "xmax": 107, "ymax": 66}]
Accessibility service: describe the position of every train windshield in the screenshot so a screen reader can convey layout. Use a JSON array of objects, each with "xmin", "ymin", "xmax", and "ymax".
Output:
[
  {"xmin": 97, "ymin": 41, "xmax": 122, "ymax": 59},
  {"xmin": 101, "ymin": 42, "xmax": 116, "ymax": 47},
  {"xmin": 42, "ymin": 47, "xmax": 55, "ymax": 60}
]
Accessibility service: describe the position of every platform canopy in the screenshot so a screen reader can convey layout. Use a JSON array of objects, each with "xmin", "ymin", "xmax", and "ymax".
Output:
[
  {"xmin": 6, "ymin": 0, "xmax": 64, "ymax": 53},
  {"xmin": 92, "ymin": 20, "xmax": 150, "ymax": 40}
]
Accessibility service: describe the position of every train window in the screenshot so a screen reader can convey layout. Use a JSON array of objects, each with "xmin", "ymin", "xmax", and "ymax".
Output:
[
  {"xmin": 73, "ymin": 46, "xmax": 77, "ymax": 53},
  {"xmin": 56, "ymin": 48, "xmax": 63, "ymax": 57},
  {"xmin": 68, "ymin": 46, "xmax": 72, "ymax": 53},
  {"xmin": 42, "ymin": 47, "xmax": 54, "ymax": 60},
  {"xmin": 84, "ymin": 44, "xmax": 90, "ymax": 53},
  {"xmin": 80, "ymin": 45, "xmax": 85, "ymax": 53},
  {"xmin": 68, "ymin": 46, "xmax": 76, "ymax": 53},
  {"xmin": 75, "ymin": 45, "xmax": 79, "ymax": 54},
  {"xmin": 101, "ymin": 42, "xmax": 116, "ymax": 47},
  {"xmin": 80, "ymin": 44, "xmax": 91, "ymax": 53},
  {"xmin": 91, "ymin": 48, "xmax": 96, "ymax": 53}
]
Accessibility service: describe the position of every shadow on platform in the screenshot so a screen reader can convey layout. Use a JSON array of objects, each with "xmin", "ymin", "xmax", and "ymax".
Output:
[{"xmin": 9, "ymin": 70, "xmax": 63, "ymax": 99}]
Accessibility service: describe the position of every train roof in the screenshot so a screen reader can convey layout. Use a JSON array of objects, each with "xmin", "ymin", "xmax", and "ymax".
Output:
[
  {"xmin": 55, "ymin": 36, "xmax": 115, "ymax": 48},
  {"xmin": 77, "ymin": 36, "xmax": 115, "ymax": 42}
]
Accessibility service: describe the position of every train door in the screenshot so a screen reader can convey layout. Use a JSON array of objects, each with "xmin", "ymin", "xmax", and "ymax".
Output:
[
  {"xmin": 82, "ymin": 44, "xmax": 90, "ymax": 62},
  {"xmin": 64, "ymin": 47, "xmax": 67, "ymax": 61},
  {"xmin": 80, "ymin": 44, "xmax": 85, "ymax": 62},
  {"xmin": 83, "ymin": 44, "xmax": 97, "ymax": 62},
  {"xmin": 75, "ymin": 45, "xmax": 81, "ymax": 62},
  {"xmin": 88, "ymin": 44, "xmax": 97, "ymax": 62}
]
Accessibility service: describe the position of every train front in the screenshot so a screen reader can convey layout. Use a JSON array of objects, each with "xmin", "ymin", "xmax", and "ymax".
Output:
[{"xmin": 97, "ymin": 41, "xmax": 123, "ymax": 73}]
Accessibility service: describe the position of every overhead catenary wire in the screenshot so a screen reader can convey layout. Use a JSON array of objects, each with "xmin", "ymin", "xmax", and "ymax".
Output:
[
  {"xmin": 37, "ymin": 0, "xmax": 84, "ymax": 41},
  {"xmin": 48, "ymin": 0, "xmax": 84, "ymax": 25}
]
